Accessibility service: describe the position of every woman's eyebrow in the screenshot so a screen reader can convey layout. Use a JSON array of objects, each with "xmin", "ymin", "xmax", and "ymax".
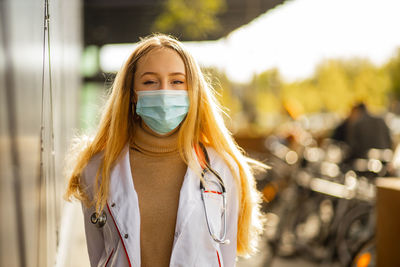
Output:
[
  {"xmin": 140, "ymin": 72, "xmax": 185, "ymax": 77},
  {"xmin": 169, "ymin": 72, "xmax": 185, "ymax": 76},
  {"xmin": 140, "ymin": 72, "xmax": 157, "ymax": 77}
]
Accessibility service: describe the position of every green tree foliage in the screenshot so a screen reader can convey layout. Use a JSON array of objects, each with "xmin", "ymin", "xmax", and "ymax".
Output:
[
  {"xmin": 152, "ymin": 0, "xmax": 226, "ymax": 39},
  {"xmin": 256, "ymin": 59, "xmax": 391, "ymax": 117},
  {"xmin": 312, "ymin": 60, "xmax": 352, "ymax": 112},
  {"xmin": 281, "ymin": 79, "xmax": 320, "ymax": 115},
  {"xmin": 251, "ymin": 69, "xmax": 282, "ymax": 114},
  {"xmin": 198, "ymin": 53, "xmax": 398, "ymax": 133},
  {"xmin": 310, "ymin": 59, "xmax": 390, "ymax": 113},
  {"xmin": 385, "ymin": 48, "xmax": 400, "ymax": 99}
]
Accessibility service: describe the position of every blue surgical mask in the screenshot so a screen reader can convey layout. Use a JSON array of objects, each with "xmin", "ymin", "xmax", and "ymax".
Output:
[{"xmin": 135, "ymin": 90, "xmax": 190, "ymax": 134}]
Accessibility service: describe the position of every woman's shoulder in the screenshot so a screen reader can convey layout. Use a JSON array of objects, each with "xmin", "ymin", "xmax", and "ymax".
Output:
[
  {"xmin": 206, "ymin": 147, "xmax": 238, "ymax": 171},
  {"xmin": 205, "ymin": 146, "xmax": 239, "ymax": 186},
  {"xmin": 80, "ymin": 151, "xmax": 104, "ymax": 193}
]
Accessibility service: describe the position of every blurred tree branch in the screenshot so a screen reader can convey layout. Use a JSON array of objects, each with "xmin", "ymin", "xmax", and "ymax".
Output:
[{"xmin": 152, "ymin": 0, "xmax": 226, "ymax": 39}]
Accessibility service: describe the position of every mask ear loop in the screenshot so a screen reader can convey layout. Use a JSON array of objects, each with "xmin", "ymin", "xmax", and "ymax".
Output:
[
  {"xmin": 130, "ymin": 70, "xmax": 140, "ymax": 120},
  {"xmin": 129, "ymin": 77, "xmax": 141, "ymax": 146}
]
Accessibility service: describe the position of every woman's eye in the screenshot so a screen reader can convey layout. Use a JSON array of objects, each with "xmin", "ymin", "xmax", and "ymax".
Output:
[
  {"xmin": 172, "ymin": 80, "xmax": 184, "ymax": 85},
  {"xmin": 143, "ymin": 80, "xmax": 156, "ymax": 85}
]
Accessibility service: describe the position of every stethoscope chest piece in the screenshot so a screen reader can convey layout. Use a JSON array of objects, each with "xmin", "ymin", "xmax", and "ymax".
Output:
[{"xmin": 91, "ymin": 211, "xmax": 107, "ymax": 228}]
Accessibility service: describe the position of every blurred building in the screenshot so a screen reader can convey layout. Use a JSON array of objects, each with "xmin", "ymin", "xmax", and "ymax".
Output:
[{"xmin": 0, "ymin": 0, "xmax": 81, "ymax": 266}]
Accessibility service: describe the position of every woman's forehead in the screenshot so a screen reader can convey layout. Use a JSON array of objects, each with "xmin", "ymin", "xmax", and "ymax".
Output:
[{"xmin": 135, "ymin": 47, "xmax": 186, "ymax": 76}]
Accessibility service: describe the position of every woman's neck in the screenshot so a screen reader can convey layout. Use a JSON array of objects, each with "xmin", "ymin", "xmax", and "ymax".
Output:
[{"xmin": 130, "ymin": 121, "xmax": 180, "ymax": 156}]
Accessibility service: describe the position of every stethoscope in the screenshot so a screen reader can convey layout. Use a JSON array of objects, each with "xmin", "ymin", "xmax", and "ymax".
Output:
[
  {"xmin": 200, "ymin": 160, "xmax": 230, "ymax": 245},
  {"xmin": 91, "ymin": 144, "xmax": 230, "ymax": 245}
]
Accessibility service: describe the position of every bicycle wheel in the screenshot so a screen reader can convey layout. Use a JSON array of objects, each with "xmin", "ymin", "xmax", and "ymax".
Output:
[
  {"xmin": 351, "ymin": 237, "xmax": 375, "ymax": 267},
  {"xmin": 291, "ymin": 193, "xmax": 333, "ymax": 262},
  {"xmin": 335, "ymin": 203, "xmax": 374, "ymax": 266}
]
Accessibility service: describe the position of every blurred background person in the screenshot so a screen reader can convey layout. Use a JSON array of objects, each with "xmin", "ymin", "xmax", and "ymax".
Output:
[
  {"xmin": 332, "ymin": 102, "xmax": 392, "ymax": 162},
  {"xmin": 346, "ymin": 103, "xmax": 392, "ymax": 161},
  {"xmin": 331, "ymin": 104, "xmax": 359, "ymax": 144}
]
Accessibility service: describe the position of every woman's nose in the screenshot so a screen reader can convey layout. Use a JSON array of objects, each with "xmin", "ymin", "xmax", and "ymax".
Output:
[{"xmin": 160, "ymin": 78, "xmax": 171, "ymax": 90}]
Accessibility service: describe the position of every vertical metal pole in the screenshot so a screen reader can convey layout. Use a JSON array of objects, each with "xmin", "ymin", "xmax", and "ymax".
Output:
[{"xmin": 0, "ymin": 1, "xmax": 27, "ymax": 266}]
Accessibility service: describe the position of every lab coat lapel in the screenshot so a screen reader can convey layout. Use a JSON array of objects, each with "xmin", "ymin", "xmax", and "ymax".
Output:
[
  {"xmin": 171, "ymin": 162, "xmax": 203, "ymax": 266},
  {"xmin": 108, "ymin": 145, "xmax": 141, "ymax": 267},
  {"xmin": 174, "ymin": 166, "xmax": 201, "ymax": 236}
]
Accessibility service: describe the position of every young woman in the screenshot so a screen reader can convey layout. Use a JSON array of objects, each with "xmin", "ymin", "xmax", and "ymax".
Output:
[{"xmin": 65, "ymin": 34, "xmax": 265, "ymax": 267}]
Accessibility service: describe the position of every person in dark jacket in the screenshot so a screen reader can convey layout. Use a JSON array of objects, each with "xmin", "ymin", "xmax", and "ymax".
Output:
[{"xmin": 346, "ymin": 103, "xmax": 392, "ymax": 160}]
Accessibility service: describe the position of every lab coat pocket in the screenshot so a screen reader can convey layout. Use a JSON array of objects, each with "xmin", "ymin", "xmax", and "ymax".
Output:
[
  {"xmin": 104, "ymin": 248, "xmax": 114, "ymax": 267},
  {"xmin": 97, "ymin": 247, "xmax": 115, "ymax": 267},
  {"xmin": 98, "ymin": 220, "xmax": 120, "ymax": 267},
  {"xmin": 193, "ymin": 246, "xmax": 224, "ymax": 267}
]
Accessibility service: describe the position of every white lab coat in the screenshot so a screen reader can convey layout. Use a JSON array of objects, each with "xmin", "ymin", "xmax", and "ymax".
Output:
[{"xmin": 81, "ymin": 144, "xmax": 239, "ymax": 267}]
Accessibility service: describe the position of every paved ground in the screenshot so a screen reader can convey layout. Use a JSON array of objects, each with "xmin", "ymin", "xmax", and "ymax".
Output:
[{"xmin": 236, "ymin": 234, "xmax": 320, "ymax": 267}]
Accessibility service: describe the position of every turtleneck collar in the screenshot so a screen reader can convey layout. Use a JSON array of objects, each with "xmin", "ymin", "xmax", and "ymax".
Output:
[{"xmin": 130, "ymin": 121, "xmax": 180, "ymax": 156}]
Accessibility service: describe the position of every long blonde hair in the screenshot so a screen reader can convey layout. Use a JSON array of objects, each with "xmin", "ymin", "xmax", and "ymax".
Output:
[{"xmin": 65, "ymin": 33, "xmax": 265, "ymax": 256}]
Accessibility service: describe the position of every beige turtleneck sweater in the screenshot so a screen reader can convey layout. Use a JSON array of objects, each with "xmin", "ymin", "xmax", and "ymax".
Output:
[{"xmin": 129, "ymin": 122, "xmax": 187, "ymax": 267}]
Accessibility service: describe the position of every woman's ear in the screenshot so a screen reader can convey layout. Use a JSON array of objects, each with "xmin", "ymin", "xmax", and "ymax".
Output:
[
  {"xmin": 130, "ymin": 88, "xmax": 140, "ymax": 121},
  {"xmin": 130, "ymin": 69, "xmax": 137, "ymax": 103},
  {"xmin": 130, "ymin": 86, "xmax": 137, "ymax": 104}
]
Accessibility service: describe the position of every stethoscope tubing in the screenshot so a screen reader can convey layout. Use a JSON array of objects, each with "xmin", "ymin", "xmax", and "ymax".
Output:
[
  {"xmin": 200, "ymin": 188, "xmax": 229, "ymax": 244},
  {"xmin": 200, "ymin": 166, "xmax": 229, "ymax": 245}
]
